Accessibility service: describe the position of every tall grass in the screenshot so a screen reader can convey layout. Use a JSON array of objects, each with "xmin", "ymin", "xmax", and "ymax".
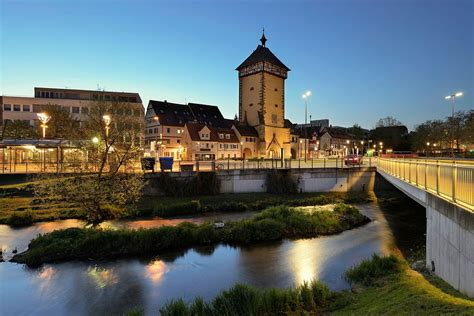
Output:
[
  {"xmin": 12, "ymin": 204, "xmax": 370, "ymax": 265},
  {"xmin": 160, "ymin": 281, "xmax": 334, "ymax": 315},
  {"xmin": 345, "ymin": 254, "xmax": 404, "ymax": 286}
]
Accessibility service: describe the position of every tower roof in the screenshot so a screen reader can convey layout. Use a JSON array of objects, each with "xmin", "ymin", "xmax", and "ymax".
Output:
[{"xmin": 236, "ymin": 34, "xmax": 290, "ymax": 71}]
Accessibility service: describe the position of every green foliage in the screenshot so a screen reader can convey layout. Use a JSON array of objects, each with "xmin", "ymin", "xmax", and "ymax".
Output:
[
  {"xmin": 159, "ymin": 281, "xmax": 334, "ymax": 315},
  {"xmin": 33, "ymin": 173, "xmax": 144, "ymax": 226},
  {"xmin": 152, "ymin": 172, "xmax": 220, "ymax": 197},
  {"xmin": 265, "ymin": 170, "xmax": 298, "ymax": 194},
  {"xmin": 12, "ymin": 204, "xmax": 370, "ymax": 265},
  {"xmin": 345, "ymin": 254, "xmax": 404, "ymax": 286},
  {"xmin": 153, "ymin": 200, "xmax": 202, "ymax": 216},
  {"xmin": 6, "ymin": 211, "xmax": 35, "ymax": 227}
]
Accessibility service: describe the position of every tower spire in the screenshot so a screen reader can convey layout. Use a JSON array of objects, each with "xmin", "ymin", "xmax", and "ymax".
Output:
[{"xmin": 260, "ymin": 28, "xmax": 267, "ymax": 47}]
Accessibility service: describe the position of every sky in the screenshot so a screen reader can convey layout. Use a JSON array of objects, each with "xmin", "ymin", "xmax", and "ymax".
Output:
[{"xmin": 1, "ymin": 0, "xmax": 473, "ymax": 130}]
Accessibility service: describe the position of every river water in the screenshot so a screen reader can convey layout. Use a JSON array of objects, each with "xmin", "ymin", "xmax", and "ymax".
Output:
[{"xmin": 0, "ymin": 203, "xmax": 420, "ymax": 315}]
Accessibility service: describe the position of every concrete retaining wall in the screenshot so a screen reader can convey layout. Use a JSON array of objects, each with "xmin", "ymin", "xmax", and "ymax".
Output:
[{"xmin": 218, "ymin": 168, "xmax": 375, "ymax": 193}]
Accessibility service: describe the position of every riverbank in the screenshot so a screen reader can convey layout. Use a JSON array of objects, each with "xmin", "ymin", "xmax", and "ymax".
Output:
[
  {"xmin": 0, "ymin": 179, "xmax": 374, "ymax": 226},
  {"xmin": 11, "ymin": 203, "xmax": 370, "ymax": 265},
  {"xmin": 137, "ymin": 255, "xmax": 474, "ymax": 315}
]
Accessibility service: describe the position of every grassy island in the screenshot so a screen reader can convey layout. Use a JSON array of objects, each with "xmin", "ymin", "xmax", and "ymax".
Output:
[{"xmin": 12, "ymin": 203, "xmax": 369, "ymax": 265}]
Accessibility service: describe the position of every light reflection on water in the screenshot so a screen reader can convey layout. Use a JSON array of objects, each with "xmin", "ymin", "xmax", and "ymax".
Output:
[{"xmin": 0, "ymin": 204, "xmax": 413, "ymax": 315}]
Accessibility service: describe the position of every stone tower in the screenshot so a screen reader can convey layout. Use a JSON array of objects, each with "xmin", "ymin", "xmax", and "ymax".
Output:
[{"xmin": 236, "ymin": 30, "xmax": 291, "ymax": 158}]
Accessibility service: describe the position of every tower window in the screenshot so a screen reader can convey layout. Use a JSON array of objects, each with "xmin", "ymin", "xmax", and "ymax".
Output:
[
  {"xmin": 249, "ymin": 103, "xmax": 253, "ymax": 107},
  {"xmin": 274, "ymin": 88, "xmax": 278, "ymax": 91},
  {"xmin": 250, "ymin": 87, "xmax": 254, "ymax": 91},
  {"xmin": 275, "ymin": 104, "xmax": 278, "ymax": 108}
]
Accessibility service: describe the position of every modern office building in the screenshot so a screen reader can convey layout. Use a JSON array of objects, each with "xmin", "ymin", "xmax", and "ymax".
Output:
[{"xmin": 1, "ymin": 87, "xmax": 144, "ymax": 127}]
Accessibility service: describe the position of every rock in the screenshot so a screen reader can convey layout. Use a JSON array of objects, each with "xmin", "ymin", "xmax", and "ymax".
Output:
[
  {"xmin": 411, "ymin": 260, "xmax": 425, "ymax": 271},
  {"xmin": 12, "ymin": 247, "xmax": 18, "ymax": 254}
]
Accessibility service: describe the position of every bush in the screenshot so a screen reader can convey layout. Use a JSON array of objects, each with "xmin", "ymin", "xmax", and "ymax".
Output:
[
  {"xmin": 6, "ymin": 211, "xmax": 35, "ymax": 227},
  {"xmin": 265, "ymin": 170, "xmax": 298, "ymax": 194},
  {"xmin": 154, "ymin": 200, "xmax": 202, "ymax": 217},
  {"xmin": 152, "ymin": 172, "xmax": 220, "ymax": 197},
  {"xmin": 345, "ymin": 254, "xmax": 404, "ymax": 286}
]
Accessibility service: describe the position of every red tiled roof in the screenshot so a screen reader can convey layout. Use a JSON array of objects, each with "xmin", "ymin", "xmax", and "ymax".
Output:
[{"xmin": 185, "ymin": 122, "xmax": 239, "ymax": 143}]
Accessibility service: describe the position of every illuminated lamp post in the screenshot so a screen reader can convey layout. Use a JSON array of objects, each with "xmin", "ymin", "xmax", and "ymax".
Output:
[
  {"xmin": 102, "ymin": 115, "xmax": 112, "ymax": 138},
  {"xmin": 444, "ymin": 92, "xmax": 463, "ymax": 158},
  {"xmin": 37, "ymin": 113, "xmax": 51, "ymax": 139},
  {"xmin": 302, "ymin": 91, "xmax": 311, "ymax": 161}
]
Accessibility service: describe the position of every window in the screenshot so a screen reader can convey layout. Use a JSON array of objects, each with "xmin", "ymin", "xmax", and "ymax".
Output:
[
  {"xmin": 3, "ymin": 104, "xmax": 11, "ymax": 111},
  {"xmin": 23, "ymin": 105, "xmax": 30, "ymax": 112},
  {"xmin": 72, "ymin": 106, "xmax": 80, "ymax": 114},
  {"xmin": 177, "ymin": 139, "xmax": 180, "ymax": 144},
  {"xmin": 272, "ymin": 114, "xmax": 277, "ymax": 124},
  {"xmin": 274, "ymin": 104, "xmax": 278, "ymax": 108},
  {"xmin": 14, "ymin": 104, "xmax": 21, "ymax": 111},
  {"xmin": 274, "ymin": 88, "xmax": 278, "ymax": 92},
  {"xmin": 166, "ymin": 128, "xmax": 170, "ymax": 133},
  {"xmin": 250, "ymin": 87, "xmax": 254, "ymax": 91},
  {"xmin": 226, "ymin": 134, "xmax": 230, "ymax": 139},
  {"xmin": 249, "ymin": 103, "xmax": 253, "ymax": 107},
  {"xmin": 177, "ymin": 129, "xmax": 181, "ymax": 134},
  {"xmin": 219, "ymin": 134, "xmax": 224, "ymax": 139}
]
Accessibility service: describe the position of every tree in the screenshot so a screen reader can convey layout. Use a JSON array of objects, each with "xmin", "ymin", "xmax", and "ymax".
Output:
[
  {"xmin": 40, "ymin": 103, "xmax": 82, "ymax": 139},
  {"xmin": 34, "ymin": 96, "xmax": 145, "ymax": 226},
  {"xmin": 376, "ymin": 116, "xmax": 403, "ymax": 127},
  {"xmin": 2, "ymin": 120, "xmax": 38, "ymax": 139},
  {"xmin": 349, "ymin": 124, "xmax": 364, "ymax": 140}
]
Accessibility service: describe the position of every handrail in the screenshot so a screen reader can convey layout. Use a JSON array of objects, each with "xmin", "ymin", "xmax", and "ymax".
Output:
[{"xmin": 377, "ymin": 157, "xmax": 474, "ymax": 211}]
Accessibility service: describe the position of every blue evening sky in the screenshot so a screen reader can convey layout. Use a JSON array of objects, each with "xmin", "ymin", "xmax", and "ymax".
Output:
[{"xmin": 1, "ymin": 0, "xmax": 473, "ymax": 130}]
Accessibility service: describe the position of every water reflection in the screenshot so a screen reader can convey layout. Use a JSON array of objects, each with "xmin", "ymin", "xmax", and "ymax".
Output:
[
  {"xmin": 0, "ymin": 203, "xmax": 425, "ymax": 315},
  {"xmin": 145, "ymin": 260, "xmax": 167, "ymax": 284},
  {"xmin": 289, "ymin": 239, "xmax": 319, "ymax": 284},
  {"xmin": 87, "ymin": 266, "xmax": 119, "ymax": 289}
]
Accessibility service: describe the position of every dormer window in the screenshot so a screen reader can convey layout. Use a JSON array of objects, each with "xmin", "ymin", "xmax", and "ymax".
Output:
[
  {"xmin": 219, "ymin": 134, "xmax": 224, "ymax": 139},
  {"xmin": 226, "ymin": 134, "xmax": 230, "ymax": 139}
]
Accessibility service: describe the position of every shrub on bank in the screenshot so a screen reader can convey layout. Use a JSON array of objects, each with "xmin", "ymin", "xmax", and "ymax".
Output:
[
  {"xmin": 159, "ymin": 281, "xmax": 334, "ymax": 315},
  {"xmin": 6, "ymin": 211, "xmax": 35, "ymax": 227},
  {"xmin": 345, "ymin": 254, "xmax": 404, "ymax": 286},
  {"xmin": 153, "ymin": 200, "xmax": 202, "ymax": 216},
  {"xmin": 265, "ymin": 170, "xmax": 299, "ymax": 194},
  {"xmin": 12, "ymin": 204, "xmax": 370, "ymax": 265},
  {"xmin": 151, "ymin": 172, "xmax": 220, "ymax": 197}
]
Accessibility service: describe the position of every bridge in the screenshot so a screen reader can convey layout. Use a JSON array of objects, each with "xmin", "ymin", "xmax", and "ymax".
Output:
[{"xmin": 377, "ymin": 158, "xmax": 474, "ymax": 297}]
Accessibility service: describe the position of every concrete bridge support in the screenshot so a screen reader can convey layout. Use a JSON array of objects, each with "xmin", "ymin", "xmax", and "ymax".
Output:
[
  {"xmin": 378, "ymin": 169, "xmax": 474, "ymax": 297},
  {"xmin": 426, "ymin": 195, "xmax": 474, "ymax": 297}
]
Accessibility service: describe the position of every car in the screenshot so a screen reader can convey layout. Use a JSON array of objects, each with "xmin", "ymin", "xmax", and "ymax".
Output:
[{"xmin": 344, "ymin": 154, "xmax": 363, "ymax": 166}]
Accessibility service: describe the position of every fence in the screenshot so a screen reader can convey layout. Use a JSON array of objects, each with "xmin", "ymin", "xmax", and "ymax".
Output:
[
  {"xmin": 378, "ymin": 158, "xmax": 474, "ymax": 211},
  {"xmin": 0, "ymin": 156, "xmax": 375, "ymax": 174}
]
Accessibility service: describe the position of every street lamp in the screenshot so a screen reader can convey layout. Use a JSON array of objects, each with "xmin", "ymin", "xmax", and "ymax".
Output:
[
  {"xmin": 444, "ymin": 92, "xmax": 463, "ymax": 157},
  {"xmin": 37, "ymin": 112, "xmax": 51, "ymax": 138},
  {"xmin": 102, "ymin": 115, "xmax": 112, "ymax": 137},
  {"xmin": 302, "ymin": 91, "xmax": 311, "ymax": 161}
]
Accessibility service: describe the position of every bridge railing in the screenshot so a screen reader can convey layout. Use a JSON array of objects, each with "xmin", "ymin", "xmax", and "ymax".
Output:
[{"xmin": 378, "ymin": 158, "xmax": 474, "ymax": 211}]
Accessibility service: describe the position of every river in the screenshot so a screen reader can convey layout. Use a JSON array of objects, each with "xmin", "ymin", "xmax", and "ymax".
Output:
[{"xmin": 0, "ymin": 202, "xmax": 424, "ymax": 315}]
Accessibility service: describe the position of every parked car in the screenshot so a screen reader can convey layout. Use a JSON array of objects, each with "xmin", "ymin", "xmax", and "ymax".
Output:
[{"xmin": 344, "ymin": 154, "xmax": 363, "ymax": 166}]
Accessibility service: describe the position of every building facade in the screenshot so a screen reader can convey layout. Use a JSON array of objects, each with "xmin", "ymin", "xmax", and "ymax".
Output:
[{"xmin": 1, "ymin": 87, "xmax": 144, "ymax": 128}]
